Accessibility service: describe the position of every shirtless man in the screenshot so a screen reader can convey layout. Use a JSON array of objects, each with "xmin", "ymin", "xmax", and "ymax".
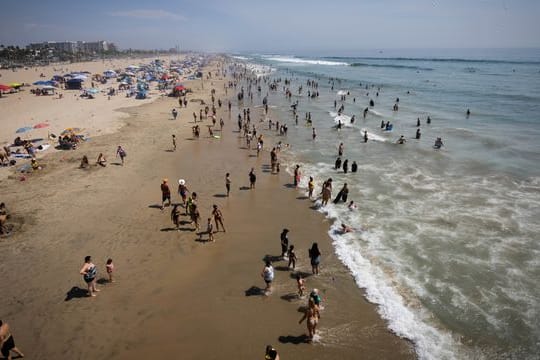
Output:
[{"xmin": 0, "ymin": 320, "xmax": 24, "ymax": 359}]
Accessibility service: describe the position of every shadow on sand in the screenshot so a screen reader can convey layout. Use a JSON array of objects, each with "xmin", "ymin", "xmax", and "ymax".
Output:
[
  {"xmin": 64, "ymin": 286, "xmax": 88, "ymax": 301},
  {"xmin": 278, "ymin": 334, "xmax": 310, "ymax": 345},
  {"xmin": 245, "ymin": 286, "xmax": 265, "ymax": 297}
]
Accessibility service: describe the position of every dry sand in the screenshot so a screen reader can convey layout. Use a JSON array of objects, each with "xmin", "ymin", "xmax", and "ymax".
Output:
[{"xmin": 0, "ymin": 60, "xmax": 415, "ymax": 359}]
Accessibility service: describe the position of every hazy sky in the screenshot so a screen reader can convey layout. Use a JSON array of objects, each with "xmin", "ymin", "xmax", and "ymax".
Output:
[{"xmin": 1, "ymin": 0, "xmax": 539, "ymax": 54}]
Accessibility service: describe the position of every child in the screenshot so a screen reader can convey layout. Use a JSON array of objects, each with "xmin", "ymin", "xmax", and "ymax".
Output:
[
  {"xmin": 106, "ymin": 258, "xmax": 114, "ymax": 283},
  {"xmin": 296, "ymin": 274, "xmax": 306, "ymax": 298},
  {"xmin": 201, "ymin": 218, "xmax": 214, "ymax": 242},
  {"xmin": 171, "ymin": 204, "xmax": 181, "ymax": 230},
  {"xmin": 287, "ymin": 245, "xmax": 298, "ymax": 270}
]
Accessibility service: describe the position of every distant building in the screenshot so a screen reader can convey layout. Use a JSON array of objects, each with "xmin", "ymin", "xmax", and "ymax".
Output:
[{"xmin": 27, "ymin": 40, "xmax": 116, "ymax": 54}]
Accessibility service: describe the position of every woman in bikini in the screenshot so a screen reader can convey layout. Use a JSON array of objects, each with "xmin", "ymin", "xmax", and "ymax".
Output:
[
  {"xmin": 211, "ymin": 204, "xmax": 225, "ymax": 232},
  {"xmin": 80, "ymin": 255, "xmax": 99, "ymax": 297},
  {"xmin": 299, "ymin": 298, "xmax": 321, "ymax": 342}
]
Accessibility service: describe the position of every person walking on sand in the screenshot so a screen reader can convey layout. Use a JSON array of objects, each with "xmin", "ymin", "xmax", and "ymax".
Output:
[
  {"xmin": 309, "ymin": 243, "xmax": 321, "ymax": 275},
  {"xmin": 249, "ymin": 168, "xmax": 256, "ymax": 189},
  {"xmin": 172, "ymin": 108, "xmax": 178, "ymax": 120},
  {"xmin": 0, "ymin": 320, "xmax": 24, "ymax": 360},
  {"xmin": 299, "ymin": 298, "xmax": 321, "ymax": 342},
  {"xmin": 212, "ymin": 204, "xmax": 226, "ymax": 232},
  {"xmin": 288, "ymin": 245, "xmax": 298, "ymax": 270},
  {"xmin": 225, "ymin": 173, "xmax": 231, "ymax": 197},
  {"xmin": 178, "ymin": 180, "xmax": 189, "ymax": 207},
  {"xmin": 160, "ymin": 179, "xmax": 171, "ymax": 210},
  {"xmin": 116, "ymin": 145, "xmax": 126, "ymax": 166},
  {"xmin": 296, "ymin": 274, "xmax": 306, "ymax": 297},
  {"xmin": 80, "ymin": 256, "xmax": 99, "ymax": 297},
  {"xmin": 280, "ymin": 229, "xmax": 289, "ymax": 258},
  {"xmin": 261, "ymin": 260, "xmax": 274, "ymax": 295},
  {"xmin": 172, "ymin": 134, "xmax": 176, "ymax": 151},
  {"xmin": 171, "ymin": 204, "xmax": 181, "ymax": 230}
]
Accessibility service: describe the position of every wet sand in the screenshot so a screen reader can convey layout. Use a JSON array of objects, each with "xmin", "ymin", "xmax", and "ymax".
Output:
[{"xmin": 0, "ymin": 62, "xmax": 414, "ymax": 359}]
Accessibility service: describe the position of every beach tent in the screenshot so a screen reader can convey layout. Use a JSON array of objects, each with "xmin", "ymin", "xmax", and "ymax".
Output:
[
  {"xmin": 66, "ymin": 78, "xmax": 83, "ymax": 90},
  {"xmin": 72, "ymin": 74, "xmax": 87, "ymax": 81}
]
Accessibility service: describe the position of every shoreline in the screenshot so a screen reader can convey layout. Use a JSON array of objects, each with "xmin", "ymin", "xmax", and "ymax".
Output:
[{"xmin": 0, "ymin": 60, "xmax": 415, "ymax": 359}]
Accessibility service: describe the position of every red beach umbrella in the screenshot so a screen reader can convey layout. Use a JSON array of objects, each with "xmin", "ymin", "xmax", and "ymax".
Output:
[
  {"xmin": 174, "ymin": 85, "xmax": 186, "ymax": 91},
  {"xmin": 0, "ymin": 84, "xmax": 11, "ymax": 91}
]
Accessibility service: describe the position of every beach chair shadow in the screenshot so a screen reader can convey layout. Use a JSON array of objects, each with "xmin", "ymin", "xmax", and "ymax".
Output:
[
  {"xmin": 213, "ymin": 193, "xmax": 227, "ymax": 198},
  {"xmin": 245, "ymin": 286, "xmax": 265, "ymax": 296},
  {"xmin": 278, "ymin": 334, "xmax": 310, "ymax": 344},
  {"xmin": 64, "ymin": 286, "xmax": 89, "ymax": 301}
]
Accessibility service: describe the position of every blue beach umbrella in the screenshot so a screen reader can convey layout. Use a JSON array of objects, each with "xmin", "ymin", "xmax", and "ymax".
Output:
[{"xmin": 16, "ymin": 126, "xmax": 33, "ymax": 133}]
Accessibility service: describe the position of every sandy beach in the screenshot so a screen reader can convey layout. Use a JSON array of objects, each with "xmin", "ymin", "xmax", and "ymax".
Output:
[{"xmin": 0, "ymin": 58, "xmax": 414, "ymax": 359}]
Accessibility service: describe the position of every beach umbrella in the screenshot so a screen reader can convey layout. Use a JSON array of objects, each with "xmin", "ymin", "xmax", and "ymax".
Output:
[
  {"xmin": 178, "ymin": 179, "xmax": 185, "ymax": 185},
  {"xmin": 16, "ymin": 126, "xmax": 33, "ymax": 133},
  {"xmin": 72, "ymin": 75, "xmax": 87, "ymax": 80},
  {"xmin": 33, "ymin": 122, "xmax": 49, "ymax": 129},
  {"xmin": 10, "ymin": 83, "xmax": 23, "ymax": 88},
  {"xmin": 174, "ymin": 85, "xmax": 186, "ymax": 91},
  {"xmin": 33, "ymin": 80, "xmax": 49, "ymax": 85},
  {"xmin": 61, "ymin": 127, "xmax": 81, "ymax": 135},
  {"xmin": 0, "ymin": 84, "xmax": 11, "ymax": 91}
]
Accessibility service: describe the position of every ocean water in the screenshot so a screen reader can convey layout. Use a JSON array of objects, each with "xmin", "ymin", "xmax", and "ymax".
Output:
[{"xmin": 236, "ymin": 50, "xmax": 540, "ymax": 359}]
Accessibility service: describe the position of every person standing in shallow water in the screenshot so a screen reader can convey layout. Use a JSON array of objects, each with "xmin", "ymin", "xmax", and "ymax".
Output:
[
  {"xmin": 261, "ymin": 260, "xmax": 274, "ymax": 295},
  {"xmin": 80, "ymin": 255, "xmax": 99, "ymax": 297},
  {"xmin": 280, "ymin": 229, "xmax": 289, "ymax": 258},
  {"xmin": 309, "ymin": 243, "xmax": 321, "ymax": 275},
  {"xmin": 299, "ymin": 297, "xmax": 321, "ymax": 342}
]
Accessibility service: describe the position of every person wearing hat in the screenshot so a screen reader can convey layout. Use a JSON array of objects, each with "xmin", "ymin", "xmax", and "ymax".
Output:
[
  {"xmin": 265, "ymin": 345, "xmax": 280, "ymax": 360},
  {"xmin": 160, "ymin": 179, "xmax": 171, "ymax": 210}
]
